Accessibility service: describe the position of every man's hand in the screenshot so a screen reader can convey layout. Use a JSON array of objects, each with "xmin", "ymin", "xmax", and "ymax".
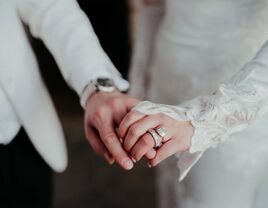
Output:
[{"xmin": 84, "ymin": 91, "xmax": 139, "ymax": 170}]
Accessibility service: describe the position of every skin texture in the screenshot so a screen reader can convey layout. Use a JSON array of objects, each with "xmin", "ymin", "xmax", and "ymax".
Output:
[
  {"xmin": 84, "ymin": 91, "xmax": 139, "ymax": 170},
  {"xmin": 119, "ymin": 111, "xmax": 194, "ymax": 167},
  {"xmin": 84, "ymin": 91, "xmax": 193, "ymax": 169}
]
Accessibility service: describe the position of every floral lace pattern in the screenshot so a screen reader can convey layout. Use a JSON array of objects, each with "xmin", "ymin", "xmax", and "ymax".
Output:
[
  {"xmin": 133, "ymin": 41, "xmax": 268, "ymax": 180},
  {"xmin": 186, "ymin": 62, "xmax": 268, "ymax": 153}
]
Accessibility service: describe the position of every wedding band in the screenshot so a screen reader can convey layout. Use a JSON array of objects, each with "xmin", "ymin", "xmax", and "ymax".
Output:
[
  {"xmin": 155, "ymin": 127, "xmax": 168, "ymax": 140},
  {"xmin": 148, "ymin": 129, "xmax": 163, "ymax": 148}
]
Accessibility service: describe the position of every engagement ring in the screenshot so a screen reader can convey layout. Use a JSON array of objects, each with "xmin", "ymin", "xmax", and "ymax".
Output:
[{"xmin": 148, "ymin": 129, "xmax": 163, "ymax": 148}]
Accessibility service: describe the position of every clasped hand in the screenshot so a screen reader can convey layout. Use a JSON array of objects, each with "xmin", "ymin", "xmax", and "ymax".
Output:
[{"xmin": 84, "ymin": 91, "xmax": 193, "ymax": 170}]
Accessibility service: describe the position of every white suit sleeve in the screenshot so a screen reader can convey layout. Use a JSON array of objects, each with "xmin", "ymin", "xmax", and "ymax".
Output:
[
  {"xmin": 15, "ymin": 0, "xmax": 129, "ymax": 97},
  {"xmin": 129, "ymin": 0, "xmax": 165, "ymax": 99},
  {"xmin": 0, "ymin": 87, "xmax": 20, "ymax": 144},
  {"xmin": 133, "ymin": 40, "xmax": 268, "ymax": 181}
]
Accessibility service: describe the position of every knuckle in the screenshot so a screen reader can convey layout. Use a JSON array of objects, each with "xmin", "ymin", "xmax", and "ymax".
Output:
[
  {"xmin": 103, "ymin": 133, "xmax": 117, "ymax": 145},
  {"xmin": 128, "ymin": 111, "xmax": 136, "ymax": 120},
  {"xmin": 123, "ymin": 142, "xmax": 130, "ymax": 151},
  {"xmin": 142, "ymin": 136, "xmax": 154, "ymax": 147},
  {"xmin": 92, "ymin": 107, "xmax": 110, "ymax": 125},
  {"xmin": 113, "ymin": 151, "xmax": 125, "ymax": 161},
  {"xmin": 124, "ymin": 112, "xmax": 135, "ymax": 124},
  {"xmin": 92, "ymin": 115, "xmax": 101, "ymax": 127},
  {"xmin": 108, "ymin": 98, "xmax": 121, "ymax": 108},
  {"xmin": 124, "ymin": 140, "xmax": 134, "ymax": 151},
  {"xmin": 120, "ymin": 120, "xmax": 128, "ymax": 131},
  {"xmin": 94, "ymin": 106, "xmax": 106, "ymax": 118},
  {"xmin": 118, "ymin": 126, "xmax": 125, "ymax": 138},
  {"xmin": 129, "ymin": 125, "xmax": 139, "ymax": 137}
]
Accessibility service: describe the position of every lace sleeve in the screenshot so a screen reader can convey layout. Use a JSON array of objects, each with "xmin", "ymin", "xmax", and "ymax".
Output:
[
  {"xmin": 129, "ymin": 0, "xmax": 165, "ymax": 99},
  {"xmin": 185, "ymin": 42, "xmax": 268, "ymax": 153},
  {"xmin": 133, "ymin": 40, "xmax": 268, "ymax": 180}
]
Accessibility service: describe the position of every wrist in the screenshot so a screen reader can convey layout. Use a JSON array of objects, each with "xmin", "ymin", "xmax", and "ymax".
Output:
[
  {"xmin": 85, "ymin": 90, "xmax": 122, "ymax": 109},
  {"xmin": 80, "ymin": 78, "xmax": 119, "ymax": 108},
  {"xmin": 179, "ymin": 121, "xmax": 194, "ymax": 152}
]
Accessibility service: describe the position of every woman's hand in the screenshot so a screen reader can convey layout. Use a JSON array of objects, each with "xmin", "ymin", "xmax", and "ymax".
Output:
[{"xmin": 118, "ymin": 110, "xmax": 194, "ymax": 167}]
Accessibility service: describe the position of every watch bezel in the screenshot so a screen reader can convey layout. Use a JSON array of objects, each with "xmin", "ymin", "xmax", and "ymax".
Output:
[{"xmin": 96, "ymin": 78, "xmax": 116, "ymax": 92}]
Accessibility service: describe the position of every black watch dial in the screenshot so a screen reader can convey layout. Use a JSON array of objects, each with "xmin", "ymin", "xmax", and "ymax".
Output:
[{"xmin": 97, "ymin": 78, "xmax": 115, "ymax": 87}]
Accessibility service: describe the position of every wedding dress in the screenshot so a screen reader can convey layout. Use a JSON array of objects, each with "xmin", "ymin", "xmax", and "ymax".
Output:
[{"xmin": 129, "ymin": 0, "xmax": 268, "ymax": 207}]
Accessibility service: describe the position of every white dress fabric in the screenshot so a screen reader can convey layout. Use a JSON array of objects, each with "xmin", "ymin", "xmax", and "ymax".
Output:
[{"xmin": 130, "ymin": 0, "xmax": 268, "ymax": 207}]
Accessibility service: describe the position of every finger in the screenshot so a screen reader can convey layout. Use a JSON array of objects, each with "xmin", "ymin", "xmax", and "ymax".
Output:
[
  {"xmin": 131, "ymin": 133, "xmax": 155, "ymax": 161},
  {"xmin": 113, "ymin": 104, "xmax": 127, "ymax": 126},
  {"xmin": 124, "ymin": 114, "xmax": 162, "ymax": 152},
  {"xmin": 94, "ymin": 117, "xmax": 134, "ymax": 170},
  {"xmin": 145, "ymin": 149, "xmax": 157, "ymax": 160},
  {"xmin": 149, "ymin": 140, "xmax": 179, "ymax": 167},
  {"xmin": 85, "ymin": 125, "xmax": 115, "ymax": 164},
  {"xmin": 125, "ymin": 98, "xmax": 140, "ymax": 111},
  {"xmin": 107, "ymin": 97, "xmax": 128, "ymax": 126},
  {"xmin": 118, "ymin": 111, "xmax": 146, "ymax": 139}
]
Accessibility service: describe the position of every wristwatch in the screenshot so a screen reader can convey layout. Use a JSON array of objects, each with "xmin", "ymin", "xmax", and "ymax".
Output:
[{"xmin": 80, "ymin": 77, "xmax": 117, "ymax": 107}]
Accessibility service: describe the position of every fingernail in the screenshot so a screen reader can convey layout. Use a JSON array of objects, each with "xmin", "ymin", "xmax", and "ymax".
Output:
[
  {"xmin": 119, "ymin": 138, "xmax": 123, "ymax": 144},
  {"xmin": 122, "ymin": 158, "xmax": 134, "ymax": 170},
  {"xmin": 147, "ymin": 163, "xmax": 152, "ymax": 168},
  {"xmin": 147, "ymin": 150, "xmax": 156, "ymax": 159},
  {"xmin": 104, "ymin": 153, "xmax": 114, "ymax": 165},
  {"xmin": 131, "ymin": 157, "xmax": 137, "ymax": 163}
]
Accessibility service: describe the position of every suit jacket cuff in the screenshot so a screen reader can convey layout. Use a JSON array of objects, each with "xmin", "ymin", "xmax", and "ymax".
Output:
[{"xmin": 72, "ymin": 66, "xmax": 129, "ymax": 108}]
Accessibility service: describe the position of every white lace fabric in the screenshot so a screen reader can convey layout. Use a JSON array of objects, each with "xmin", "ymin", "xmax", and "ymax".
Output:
[{"xmin": 133, "ymin": 41, "xmax": 268, "ymax": 180}]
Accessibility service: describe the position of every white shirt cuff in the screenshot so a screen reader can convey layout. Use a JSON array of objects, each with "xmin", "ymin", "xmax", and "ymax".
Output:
[{"xmin": 72, "ymin": 67, "xmax": 129, "ymax": 108}]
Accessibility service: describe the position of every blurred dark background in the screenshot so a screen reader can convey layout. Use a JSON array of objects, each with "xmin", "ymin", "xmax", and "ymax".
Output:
[{"xmin": 30, "ymin": 0, "xmax": 156, "ymax": 207}]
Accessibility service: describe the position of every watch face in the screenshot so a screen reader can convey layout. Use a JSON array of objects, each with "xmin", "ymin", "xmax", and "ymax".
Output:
[{"xmin": 97, "ymin": 78, "xmax": 115, "ymax": 87}]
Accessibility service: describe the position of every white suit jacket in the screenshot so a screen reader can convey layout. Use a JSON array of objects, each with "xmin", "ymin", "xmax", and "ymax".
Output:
[{"xmin": 0, "ymin": 0, "xmax": 129, "ymax": 172}]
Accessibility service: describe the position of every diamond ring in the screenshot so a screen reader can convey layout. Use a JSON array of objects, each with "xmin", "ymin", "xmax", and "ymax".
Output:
[
  {"xmin": 155, "ymin": 127, "xmax": 168, "ymax": 141},
  {"xmin": 148, "ymin": 129, "xmax": 163, "ymax": 148}
]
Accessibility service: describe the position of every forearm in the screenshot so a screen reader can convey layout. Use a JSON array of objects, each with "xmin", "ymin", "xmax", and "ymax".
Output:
[
  {"xmin": 135, "ymin": 40, "xmax": 268, "ymax": 152},
  {"xmin": 183, "ymin": 41, "xmax": 268, "ymax": 153},
  {"xmin": 133, "ymin": 40, "xmax": 268, "ymax": 180}
]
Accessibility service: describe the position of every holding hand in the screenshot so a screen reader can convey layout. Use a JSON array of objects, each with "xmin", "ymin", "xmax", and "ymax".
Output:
[
  {"xmin": 119, "ymin": 107, "xmax": 194, "ymax": 167},
  {"xmin": 84, "ymin": 91, "xmax": 139, "ymax": 170}
]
